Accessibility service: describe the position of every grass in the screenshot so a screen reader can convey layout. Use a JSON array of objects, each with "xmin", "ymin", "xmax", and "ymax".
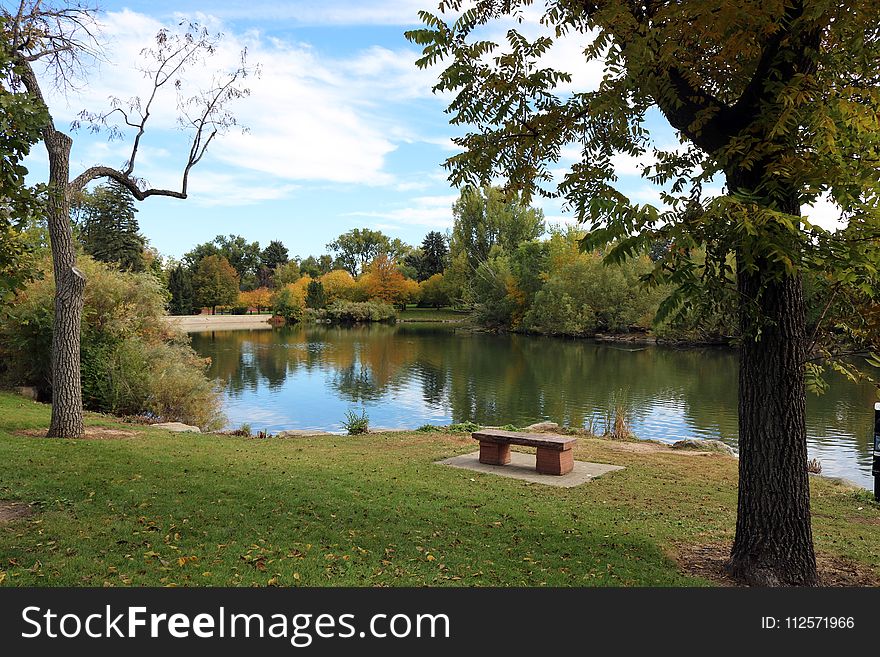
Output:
[
  {"xmin": 396, "ymin": 306, "xmax": 470, "ymax": 322},
  {"xmin": 0, "ymin": 391, "xmax": 878, "ymax": 587}
]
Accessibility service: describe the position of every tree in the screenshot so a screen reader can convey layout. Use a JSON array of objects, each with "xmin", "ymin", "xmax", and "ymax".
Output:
[
  {"xmin": 241, "ymin": 286, "xmax": 272, "ymax": 313},
  {"xmin": 272, "ymin": 260, "xmax": 301, "ymax": 288},
  {"xmin": 167, "ymin": 264, "xmax": 194, "ymax": 316},
  {"xmin": 327, "ymin": 228, "xmax": 409, "ymax": 276},
  {"xmin": 450, "ymin": 186, "xmax": 545, "ymax": 271},
  {"xmin": 419, "ymin": 273, "xmax": 450, "ymax": 308},
  {"xmin": 3, "ymin": 3, "xmax": 252, "ymax": 437},
  {"xmin": 193, "ymin": 255, "xmax": 239, "ymax": 315},
  {"xmin": 185, "ymin": 235, "xmax": 261, "ymax": 289},
  {"xmin": 418, "ymin": 230, "xmax": 448, "ymax": 280},
  {"xmin": 261, "ymin": 240, "xmax": 289, "ymax": 271},
  {"xmin": 74, "ymin": 181, "xmax": 146, "ymax": 271},
  {"xmin": 318, "ymin": 269, "xmax": 357, "ymax": 303},
  {"xmin": 409, "ymin": 0, "xmax": 880, "ymax": 585},
  {"xmin": 362, "ymin": 253, "xmax": 410, "ymax": 306},
  {"xmin": 0, "ymin": 22, "xmax": 47, "ymax": 303},
  {"xmin": 305, "ymin": 279, "xmax": 326, "ymax": 309}
]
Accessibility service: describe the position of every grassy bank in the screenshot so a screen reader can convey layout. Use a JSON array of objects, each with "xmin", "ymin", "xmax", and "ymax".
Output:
[
  {"xmin": 0, "ymin": 391, "xmax": 877, "ymax": 587},
  {"xmin": 396, "ymin": 306, "xmax": 470, "ymax": 322}
]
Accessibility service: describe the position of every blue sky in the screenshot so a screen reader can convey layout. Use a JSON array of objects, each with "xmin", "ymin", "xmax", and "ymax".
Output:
[{"xmin": 23, "ymin": 0, "xmax": 841, "ymax": 261}]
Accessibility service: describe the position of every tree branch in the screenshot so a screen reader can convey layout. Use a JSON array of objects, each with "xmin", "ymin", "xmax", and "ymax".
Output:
[{"xmin": 69, "ymin": 166, "xmax": 186, "ymax": 200}]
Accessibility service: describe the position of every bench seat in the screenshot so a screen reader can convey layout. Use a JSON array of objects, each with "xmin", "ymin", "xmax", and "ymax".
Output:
[{"xmin": 472, "ymin": 429, "xmax": 577, "ymax": 475}]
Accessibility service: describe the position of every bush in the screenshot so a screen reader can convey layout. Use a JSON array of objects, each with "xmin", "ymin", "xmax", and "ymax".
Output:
[
  {"xmin": 342, "ymin": 409, "xmax": 369, "ymax": 435},
  {"xmin": 271, "ymin": 286, "xmax": 306, "ymax": 324},
  {"xmin": 324, "ymin": 300, "xmax": 396, "ymax": 323},
  {"xmin": 0, "ymin": 256, "xmax": 224, "ymax": 429}
]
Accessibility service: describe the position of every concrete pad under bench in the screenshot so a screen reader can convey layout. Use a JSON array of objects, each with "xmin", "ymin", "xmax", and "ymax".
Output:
[{"xmin": 437, "ymin": 451, "xmax": 624, "ymax": 488}]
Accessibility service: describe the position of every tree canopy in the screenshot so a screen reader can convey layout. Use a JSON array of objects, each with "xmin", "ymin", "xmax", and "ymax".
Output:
[
  {"xmin": 193, "ymin": 254, "xmax": 239, "ymax": 314},
  {"xmin": 327, "ymin": 228, "xmax": 408, "ymax": 276},
  {"xmin": 0, "ymin": 22, "xmax": 47, "ymax": 302}
]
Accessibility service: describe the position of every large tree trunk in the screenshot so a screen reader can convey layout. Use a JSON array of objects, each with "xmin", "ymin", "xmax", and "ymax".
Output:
[
  {"xmin": 44, "ymin": 131, "xmax": 86, "ymax": 439},
  {"xmin": 724, "ymin": 166, "xmax": 817, "ymax": 584}
]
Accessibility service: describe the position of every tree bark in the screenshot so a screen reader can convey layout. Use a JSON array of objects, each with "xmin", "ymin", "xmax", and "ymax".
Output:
[
  {"xmin": 726, "ymin": 263, "xmax": 817, "ymax": 585},
  {"xmin": 44, "ymin": 131, "xmax": 85, "ymax": 439},
  {"xmin": 724, "ymin": 169, "xmax": 817, "ymax": 586}
]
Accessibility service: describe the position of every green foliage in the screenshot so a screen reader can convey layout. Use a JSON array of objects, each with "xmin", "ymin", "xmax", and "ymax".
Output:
[
  {"xmin": 0, "ymin": 256, "xmax": 223, "ymax": 428},
  {"xmin": 272, "ymin": 287, "xmax": 305, "ymax": 324},
  {"xmin": 73, "ymin": 181, "xmax": 146, "ymax": 272},
  {"xmin": 305, "ymin": 279, "xmax": 327, "ymax": 309},
  {"xmin": 418, "ymin": 230, "xmax": 449, "ymax": 280},
  {"xmin": 260, "ymin": 240, "xmax": 289, "ymax": 270},
  {"xmin": 0, "ymin": 25, "xmax": 49, "ymax": 302},
  {"xmin": 184, "ymin": 235, "xmax": 261, "ymax": 289},
  {"xmin": 419, "ymin": 273, "xmax": 451, "ymax": 308},
  {"xmin": 193, "ymin": 255, "xmax": 240, "ymax": 313},
  {"xmin": 470, "ymin": 254, "xmax": 518, "ymax": 328},
  {"xmin": 445, "ymin": 421, "xmax": 481, "ymax": 433},
  {"xmin": 167, "ymin": 264, "xmax": 194, "ymax": 316},
  {"xmin": 324, "ymin": 300, "xmax": 397, "ymax": 323},
  {"xmin": 522, "ymin": 233, "xmax": 667, "ymax": 336},
  {"xmin": 341, "ymin": 409, "xmax": 369, "ymax": 435},
  {"xmin": 299, "ymin": 254, "xmax": 333, "ymax": 278},
  {"xmin": 272, "ymin": 260, "xmax": 301, "ymax": 288},
  {"xmin": 327, "ymin": 228, "xmax": 410, "ymax": 276},
  {"xmin": 450, "ymin": 186, "xmax": 544, "ymax": 272}
]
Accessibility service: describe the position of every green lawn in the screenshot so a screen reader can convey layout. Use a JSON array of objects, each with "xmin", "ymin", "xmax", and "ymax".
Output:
[
  {"xmin": 0, "ymin": 391, "xmax": 877, "ymax": 587},
  {"xmin": 397, "ymin": 306, "xmax": 470, "ymax": 322}
]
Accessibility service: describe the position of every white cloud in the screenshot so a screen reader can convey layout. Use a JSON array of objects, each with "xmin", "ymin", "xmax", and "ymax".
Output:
[
  {"xmin": 34, "ymin": 9, "xmax": 447, "ymax": 193},
  {"xmin": 343, "ymin": 193, "xmax": 459, "ymax": 229},
  {"xmin": 204, "ymin": 0, "xmax": 431, "ymax": 26}
]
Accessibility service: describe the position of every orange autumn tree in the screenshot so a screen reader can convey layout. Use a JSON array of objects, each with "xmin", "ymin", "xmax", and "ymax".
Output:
[
  {"xmin": 362, "ymin": 254, "xmax": 410, "ymax": 306},
  {"xmin": 238, "ymin": 287, "xmax": 272, "ymax": 312}
]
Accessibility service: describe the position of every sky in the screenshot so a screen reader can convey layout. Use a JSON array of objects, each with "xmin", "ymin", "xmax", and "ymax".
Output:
[{"xmin": 22, "ymin": 0, "xmax": 844, "ymax": 262}]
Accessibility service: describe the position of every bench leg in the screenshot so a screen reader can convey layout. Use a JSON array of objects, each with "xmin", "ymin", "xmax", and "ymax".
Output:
[
  {"xmin": 536, "ymin": 447, "xmax": 573, "ymax": 475},
  {"xmin": 479, "ymin": 441, "xmax": 511, "ymax": 466}
]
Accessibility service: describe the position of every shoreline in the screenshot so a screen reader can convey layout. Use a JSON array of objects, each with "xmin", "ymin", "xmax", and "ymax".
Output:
[{"xmin": 162, "ymin": 314, "xmax": 273, "ymax": 332}]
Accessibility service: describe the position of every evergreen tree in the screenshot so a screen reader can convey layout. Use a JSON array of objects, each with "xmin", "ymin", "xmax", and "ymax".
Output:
[
  {"xmin": 305, "ymin": 280, "xmax": 327, "ymax": 309},
  {"xmin": 167, "ymin": 265, "xmax": 194, "ymax": 315},
  {"xmin": 261, "ymin": 240, "xmax": 289, "ymax": 270},
  {"xmin": 74, "ymin": 181, "xmax": 146, "ymax": 272},
  {"xmin": 419, "ymin": 231, "xmax": 448, "ymax": 280}
]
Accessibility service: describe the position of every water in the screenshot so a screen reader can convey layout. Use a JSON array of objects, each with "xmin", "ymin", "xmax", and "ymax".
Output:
[{"xmin": 190, "ymin": 323, "xmax": 878, "ymax": 489}]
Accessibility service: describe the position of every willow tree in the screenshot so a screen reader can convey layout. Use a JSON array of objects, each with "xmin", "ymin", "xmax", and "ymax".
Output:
[
  {"xmin": 3, "ymin": 1, "xmax": 253, "ymax": 438},
  {"xmin": 408, "ymin": 1, "xmax": 880, "ymax": 585}
]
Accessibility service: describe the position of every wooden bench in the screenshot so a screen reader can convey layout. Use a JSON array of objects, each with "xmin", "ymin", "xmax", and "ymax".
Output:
[{"xmin": 472, "ymin": 429, "xmax": 577, "ymax": 475}]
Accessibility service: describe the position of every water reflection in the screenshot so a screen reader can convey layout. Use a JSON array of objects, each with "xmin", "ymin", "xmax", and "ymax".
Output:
[{"xmin": 190, "ymin": 324, "xmax": 878, "ymax": 489}]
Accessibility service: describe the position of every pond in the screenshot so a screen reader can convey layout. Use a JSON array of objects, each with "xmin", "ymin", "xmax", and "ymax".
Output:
[{"xmin": 190, "ymin": 323, "xmax": 878, "ymax": 489}]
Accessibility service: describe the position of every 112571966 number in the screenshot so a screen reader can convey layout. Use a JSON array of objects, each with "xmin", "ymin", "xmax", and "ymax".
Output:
[{"xmin": 785, "ymin": 617, "xmax": 854, "ymax": 629}]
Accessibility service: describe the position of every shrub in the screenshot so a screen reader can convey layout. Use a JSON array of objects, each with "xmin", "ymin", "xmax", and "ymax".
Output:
[
  {"xmin": 271, "ymin": 286, "xmax": 306, "ymax": 324},
  {"xmin": 0, "ymin": 256, "xmax": 224, "ymax": 429},
  {"xmin": 446, "ymin": 421, "xmax": 481, "ymax": 433},
  {"xmin": 342, "ymin": 409, "xmax": 369, "ymax": 435},
  {"xmin": 324, "ymin": 300, "xmax": 396, "ymax": 323}
]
